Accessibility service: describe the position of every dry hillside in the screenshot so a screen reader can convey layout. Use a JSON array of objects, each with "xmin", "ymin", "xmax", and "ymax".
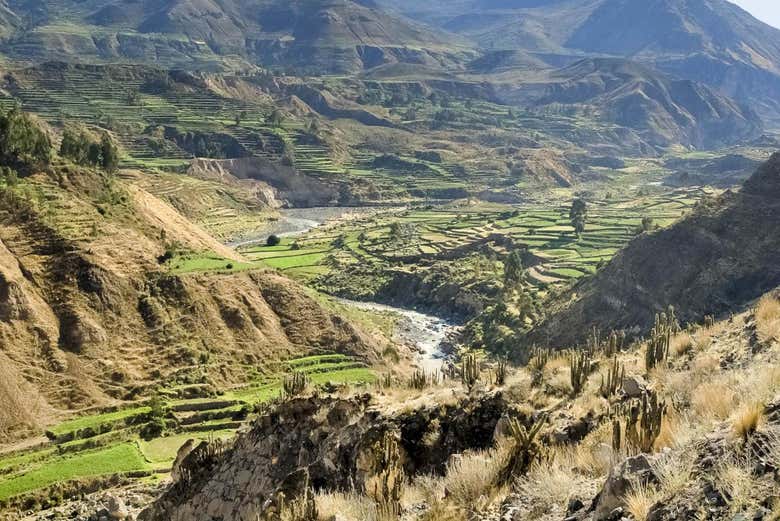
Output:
[
  {"xmin": 0, "ymin": 162, "xmax": 381, "ymax": 440},
  {"xmin": 139, "ymin": 290, "xmax": 780, "ymax": 521}
]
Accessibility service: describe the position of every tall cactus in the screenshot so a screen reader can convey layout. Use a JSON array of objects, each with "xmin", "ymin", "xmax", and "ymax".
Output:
[
  {"xmin": 599, "ymin": 356, "xmax": 625, "ymax": 398},
  {"xmin": 461, "ymin": 353, "xmax": 480, "ymax": 391},
  {"xmin": 528, "ymin": 345, "xmax": 549, "ymax": 386},
  {"xmin": 282, "ymin": 371, "xmax": 309, "ymax": 399},
  {"xmin": 366, "ymin": 431, "xmax": 404, "ymax": 520},
  {"xmin": 645, "ymin": 310, "xmax": 674, "ymax": 371},
  {"xmin": 495, "ymin": 358, "xmax": 509, "ymax": 386},
  {"xmin": 569, "ymin": 349, "xmax": 592, "ymax": 396}
]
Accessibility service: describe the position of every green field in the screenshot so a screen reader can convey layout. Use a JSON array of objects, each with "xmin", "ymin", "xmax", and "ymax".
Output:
[
  {"xmin": 234, "ymin": 189, "xmax": 706, "ymax": 295},
  {"xmin": 0, "ymin": 444, "xmax": 149, "ymax": 501},
  {"xmin": 0, "ymin": 354, "xmax": 374, "ymax": 503}
]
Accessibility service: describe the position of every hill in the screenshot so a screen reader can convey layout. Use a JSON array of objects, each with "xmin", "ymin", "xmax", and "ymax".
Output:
[
  {"xmin": 381, "ymin": 0, "xmax": 780, "ymax": 122},
  {"xmin": 493, "ymin": 57, "xmax": 762, "ymax": 149},
  {"xmin": 0, "ymin": 0, "xmax": 473, "ymax": 73},
  {"xmin": 528, "ymin": 152, "xmax": 780, "ymax": 347},
  {"xmin": 0, "ymin": 159, "xmax": 382, "ymax": 439}
]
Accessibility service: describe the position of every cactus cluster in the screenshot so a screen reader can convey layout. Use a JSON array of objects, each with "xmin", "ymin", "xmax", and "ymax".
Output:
[
  {"xmin": 495, "ymin": 416, "xmax": 547, "ymax": 485},
  {"xmin": 494, "ymin": 358, "xmax": 509, "ymax": 386},
  {"xmin": 604, "ymin": 330, "xmax": 626, "ymax": 357},
  {"xmin": 408, "ymin": 369, "xmax": 438, "ymax": 390},
  {"xmin": 645, "ymin": 307, "xmax": 678, "ymax": 371},
  {"xmin": 276, "ymin": 471, "xmax": 317, "ymax": 521},
  {"xmin": 366, "ymin": 431, "xmax": 404, "ymax": 520},
  {"xmin": 704, "ymin": 314, "xmax": 715, "ymax": 328},
  {"xmin": 282, "ymin": 371, "xmax": 309, "ymax": 399},
  {"xmin": 528, "ymin": 345, "xmax": 550, "ymax": 386},
  {"xmin": 461, "ymin": 353, "xmax": 480, "ymax": 391},
  {"xmin": 569, "ymin": 349, "xmax": 592, "ymax": 396},
  {"xmin": 611, "ymin": 390, "xmax": 667, "ymax": 454},
  {"xmin": 599, "ymin": 356, "xmax": 625, "ymax": 398}
]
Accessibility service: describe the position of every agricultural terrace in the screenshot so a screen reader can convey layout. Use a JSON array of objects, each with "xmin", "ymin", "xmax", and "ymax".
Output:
[
  {"xmin": 0, "ymin": 355, "xmax": 373, "ymax": 504},
  {"xmin": 240, "ymin": 187, "xmax": 711, "ymax": 294}
]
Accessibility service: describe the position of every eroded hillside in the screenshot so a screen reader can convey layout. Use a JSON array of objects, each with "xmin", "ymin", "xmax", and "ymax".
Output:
[{"xmin": 0, "ymin": 161, "xmax": 382, "ymax": 439}]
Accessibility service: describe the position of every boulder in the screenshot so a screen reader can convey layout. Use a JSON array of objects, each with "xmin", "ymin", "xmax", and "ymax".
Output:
[
  {"xmin": 621, "ymin": 376, "xmax": 647, "ymax": 398},
  {"xmin": 593, "ymin": 454, "xmax": 656, "ymax": 520}
]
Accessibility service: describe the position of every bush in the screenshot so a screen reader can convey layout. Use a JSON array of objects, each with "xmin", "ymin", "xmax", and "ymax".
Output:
[{"xmin": 266, "ymin": 234, "xmax": 281, "ymax": 247}]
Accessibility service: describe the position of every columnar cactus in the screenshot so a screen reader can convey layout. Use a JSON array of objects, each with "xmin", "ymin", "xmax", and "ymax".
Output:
[
  {"xmin": 282, "ymin": 371, "xmax": 309, "ymax": 399},
  {"xmin": 599, "ymin": 356, "xmax": 625, "ymax": 398},
  {"xmin": 495, "ymin": 358, "xmax": 509, "ymax": 386},
  {"xmin": 461, "ymin": 353, "xmax": 480, "ymax": 391},
  {"xmin": 366, "ymin": 431, "xmax": 404, "ymax": 520},
  {"xmin": 570, "ymin": 349, "xmax": 592, "ymax": 396}
]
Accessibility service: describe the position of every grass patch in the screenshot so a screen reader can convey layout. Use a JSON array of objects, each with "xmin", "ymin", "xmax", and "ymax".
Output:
[{"xmin": 0, "ymin": 443, "xmax": 149, "ymax": 500}]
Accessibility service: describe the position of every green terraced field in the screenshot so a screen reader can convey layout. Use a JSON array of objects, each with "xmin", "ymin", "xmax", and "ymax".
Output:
[
  {"xmin": 0, "ymin": 443, "xmax": 150, "ymax": 501},
  {"xmin": 0, "ymin": 354, "xmax": 374, "ymax": 503},
  {"xmin": 236, "ymin": 188, "xmax": 709, "ymax": 295}
]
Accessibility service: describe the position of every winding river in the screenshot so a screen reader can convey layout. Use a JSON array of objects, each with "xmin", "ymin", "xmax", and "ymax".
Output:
[{"xmin": 229, "ymin": 207, "xmax": 457, "ymax": 371}]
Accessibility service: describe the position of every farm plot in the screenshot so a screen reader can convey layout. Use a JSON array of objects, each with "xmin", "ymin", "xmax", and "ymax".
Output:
[
  {"xmin": 240, "ymin": 188, "xmax": 707, "ymax": 295},
  {"xmin": 0, "ymin": 354, "xmax": 374, "ymax": 503}
]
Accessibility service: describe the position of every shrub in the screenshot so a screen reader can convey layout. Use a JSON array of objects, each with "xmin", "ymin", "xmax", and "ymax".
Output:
[{"xmin": 266, "ymin": 234, "xmax": 281, "ymax": 247}]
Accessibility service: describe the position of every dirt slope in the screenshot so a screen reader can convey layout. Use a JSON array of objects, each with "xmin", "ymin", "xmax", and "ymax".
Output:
[{"xmin": 0, "ymin": 164, "xmax": 379, "ymax": 438}]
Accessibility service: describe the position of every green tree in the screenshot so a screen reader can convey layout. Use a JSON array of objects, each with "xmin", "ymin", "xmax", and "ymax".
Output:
[
  {"xmin": 100, "ymin": 133, "xmax": 120, "ymax": 173},
  {"xmin": 269, "ymin": 109, "xmax": 284, "ymax": 127},
  {"xmin": 0, "ymin": 108, "xmax": 51, "ymax": 166},
  {"xmin": 503, "ymin": 250, "xmax": 524, "ymax": 288},
  {"xmin": 569, "ymin": 198, "xmax": 588, "ymax": 236}
]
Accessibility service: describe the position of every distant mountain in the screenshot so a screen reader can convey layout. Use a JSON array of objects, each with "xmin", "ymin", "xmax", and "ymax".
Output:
[
  {"xmin": 380, "ymin": 0, "xmax": 780, "ymax": 122},
  {"xmin": 528, "ymin": 152, "xmax": 780, "ymax": 347},
  {"xmin": 0, "ymin": 0, "xmax": 473, "ymax": 73},
  {"xmin": 493, "ymin": 58, "xmax": 762, "ymax": 149}
]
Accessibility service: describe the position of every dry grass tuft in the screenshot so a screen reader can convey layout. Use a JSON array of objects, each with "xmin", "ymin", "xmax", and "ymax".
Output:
[
  {"xmin": 691, "ymin": 381, "xmax": 737, "ymax": 421},
  {"xmin": 652, "ymin": 449, "xmax": 694, "ymax": 498},
  {"xmin": 441, "ymin": 446, "xmax": 505, "ymax": 510},
  {"xmin": 315, "ymin": 491, "xmax": 378, "ymax": 521},
  {"xmin": 716, "ymin": 458, "xmax": 763, "ymax": 514},
  {"xmin": 732, "ymin": 401, "xmax": 764, "ymax": 441},
  {"xmin": 623, "ymin": 481, "xmax": 659, "ymax": 521},
  {"xmin": 670, "ymin": 333, "xmax": 693, "ymax": 357},
  {"xmin": 756, "ymin": 294, "xmax": 780, "ymax": 344}
]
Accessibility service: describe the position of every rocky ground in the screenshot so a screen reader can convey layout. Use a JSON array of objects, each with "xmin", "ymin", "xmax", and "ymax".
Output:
[{"xmin": 58, "ymin": 289, "xmax": 776, "ymax": 521}]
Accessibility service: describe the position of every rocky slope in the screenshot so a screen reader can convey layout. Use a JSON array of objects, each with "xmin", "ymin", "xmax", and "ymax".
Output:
[
  {"xmin": 494, "ymin": 57, "xmax": 762, "ymax": 149},
  {"xmin": 529, "ymin": 152, "xmax": 780, "ymax": 347},
  {"xmin": 127, "ymin": 295, "xmax": 780, "ymax": 521},
  {"xmin": 0, "ymin": 163, "xmax": 380, "ymax": 439}
]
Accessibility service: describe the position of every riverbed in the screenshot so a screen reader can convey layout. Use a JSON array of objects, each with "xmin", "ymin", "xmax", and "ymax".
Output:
[
  {"xmin": 227, "ymin": 207, "xmax": 376, "ymax": 248},
  {"xmin": 226, "ymin": 206, "xmax": 458, "ymax": 372},
  {"xmin": 338, "ymin": 299, "xmax": 456, "ymax": 373}
]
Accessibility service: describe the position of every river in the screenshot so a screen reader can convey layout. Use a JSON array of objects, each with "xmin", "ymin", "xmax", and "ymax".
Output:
[
  {"xmin": 227, "ymin": 206, "xmax": 458, "ymax": 372},
  {"xmin": 338, "ymin": 299, "xmax": 456, "ymax": 373},
  {"xmin": 227, "ymin": 207, "xmax": 375, "ymax": 248}
]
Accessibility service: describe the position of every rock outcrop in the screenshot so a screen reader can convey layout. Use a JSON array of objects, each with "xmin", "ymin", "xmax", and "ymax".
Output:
[{"xmin": 141, "ymin": 392, "xmax": 512, "ymax": 521}]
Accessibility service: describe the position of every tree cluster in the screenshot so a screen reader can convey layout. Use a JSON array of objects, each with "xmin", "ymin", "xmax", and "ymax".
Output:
[
  {"xmin": 60, "ymin": 128, "xmax": 120, "ymax": 173},
  {"xmin": 0, "ymin": 108, "xmax": 52, "ymax": 166}
]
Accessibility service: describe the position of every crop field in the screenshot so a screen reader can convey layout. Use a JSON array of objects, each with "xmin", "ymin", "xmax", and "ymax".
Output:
[
  {"xmin": 0, "ymin": 355, "xmax": 373, "ymax": 503},
  {"xmin": 237, "ymin": 188, "xmax": 710, "ymax": 293}
]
